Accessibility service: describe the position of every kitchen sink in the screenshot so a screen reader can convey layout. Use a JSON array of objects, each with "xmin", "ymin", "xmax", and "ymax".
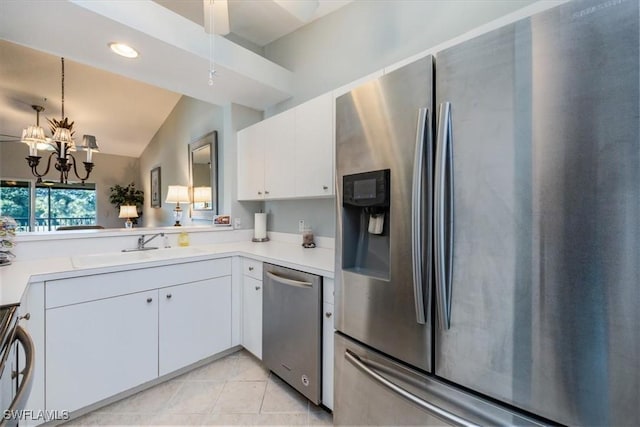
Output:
[{"xmin": 71, "ymin": 246, "xmax": 208, "ymax": 269}]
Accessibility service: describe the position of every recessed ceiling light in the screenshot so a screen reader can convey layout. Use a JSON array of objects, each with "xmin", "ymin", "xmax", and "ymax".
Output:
[{"xmin": 108, "ymin": 42, "xmax": 139, "ymax": 59}]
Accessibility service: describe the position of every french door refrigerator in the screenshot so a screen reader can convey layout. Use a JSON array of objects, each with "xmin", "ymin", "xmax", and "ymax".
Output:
[{"xmin": 334, "ymin": 0, "xmax": 639, "ymax": 426}]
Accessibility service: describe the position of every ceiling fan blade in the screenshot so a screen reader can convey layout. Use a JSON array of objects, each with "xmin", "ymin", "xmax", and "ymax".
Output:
[
  {"xmin": 203, "ymin": 0, "xmax": 230, "ymax": 35},
  {"xmin": 0, "ymin": 134, "xmax": 21, "ymax": 143},
  {"xmin": 274, "ymin": 0, "xmax": 319, "ymax": 22}
]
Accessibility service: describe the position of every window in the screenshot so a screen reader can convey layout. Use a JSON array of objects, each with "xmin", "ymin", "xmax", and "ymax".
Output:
[
  {"xmin": 0, "ymin": 180, "xmax": 97, "ymax": 231},
  {"xmin": 0, "ymin": 180, "xmax": 30, "ymax": 231}
]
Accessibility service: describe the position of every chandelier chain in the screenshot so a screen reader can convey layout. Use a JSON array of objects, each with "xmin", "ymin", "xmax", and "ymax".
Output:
[
  {"xmin": 23, "ymin": 56, "xmax": 97, "ymax": 184},
  {"xmin": 61, "ymin": 57, "xmax": 65, "ymax": 119}
]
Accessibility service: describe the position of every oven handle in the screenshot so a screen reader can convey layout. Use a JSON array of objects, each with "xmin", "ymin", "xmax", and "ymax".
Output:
[
  {"xmin": 1, "ymin": 326, "xmax": 35, "ymax": 427},
  {"xmin": 345, "ymin": 349, "xmax": 479, "ymax": 427},
  {"xmin": 0, "ymin": 306, "xmax": 18, "ymax": 377},
  {"xmin": 265, "ymin": 271, "xmax": 313, "ymax": 288}
]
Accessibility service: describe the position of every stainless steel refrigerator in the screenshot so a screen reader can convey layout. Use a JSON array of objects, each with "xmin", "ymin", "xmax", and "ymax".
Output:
[{"xmin": 334, "ymin": 0, "xmax": 639, "ymax": 425}]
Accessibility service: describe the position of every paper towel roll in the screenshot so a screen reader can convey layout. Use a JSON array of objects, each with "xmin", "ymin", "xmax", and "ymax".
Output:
[{"xmin": 254, "ymin": 213, "xmax": 267, "ymax": 240}]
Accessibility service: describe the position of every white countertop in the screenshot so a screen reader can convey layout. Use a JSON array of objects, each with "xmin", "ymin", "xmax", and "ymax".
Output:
[{"xmin": 0, "ymin": 239, "xmax": 335, "ymax": 307}]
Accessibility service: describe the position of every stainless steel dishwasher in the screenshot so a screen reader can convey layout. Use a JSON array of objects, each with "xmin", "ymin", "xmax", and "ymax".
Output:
[{"xmin": 262, "ymin": 263, "xmax": 321, "ymax": 404}]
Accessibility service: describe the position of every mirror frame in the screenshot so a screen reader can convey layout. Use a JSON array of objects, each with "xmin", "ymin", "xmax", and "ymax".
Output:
[{"xmin": 188, "ymin": 131, "xmax": 218, "ymax": 219}]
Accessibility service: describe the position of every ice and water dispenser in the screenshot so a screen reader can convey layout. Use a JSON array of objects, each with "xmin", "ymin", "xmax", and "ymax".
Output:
[{"xmin": 341, "ymin": 169, "xmax": 390, "ymax": 280}]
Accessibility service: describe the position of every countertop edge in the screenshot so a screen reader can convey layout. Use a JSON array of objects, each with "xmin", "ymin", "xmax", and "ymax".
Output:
[{"xmin": 0, "ymin": 241, "xmax": 335, "ymax": 307}]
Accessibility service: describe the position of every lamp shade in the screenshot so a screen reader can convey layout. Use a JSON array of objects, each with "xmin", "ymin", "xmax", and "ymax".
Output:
[
  {"xmin": 22, "ymin": 125, "xmax": 47, "ymax": 144},
  {"xmin": 165, "ymin": 185, "xmax": 190, "ymax": 203},
  {"xmin": 76, "ymin": 135, "xmax": 100, "ymax": 151},
  {"xmin": 193, "ymin": 186, "xmax": 212, "ymax": 203},
  {"xmin": 53, "ymin": 127, "xmax": 73, "ymax": 145},
  {"xmin": 118, "ymin": 205, "xmax": 139, "ymax": 218}
]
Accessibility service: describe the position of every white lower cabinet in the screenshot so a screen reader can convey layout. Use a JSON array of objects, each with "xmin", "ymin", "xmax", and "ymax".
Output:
[
  {"xmin": 241, "ymin": 258, "xmax": 263, "ymax": 359},
  {"xmin": 46, "ymin": 290, "xmax": 158, "ymax": 412},
  {"xmin": 242, "ymin": 276, "xmax": 263, "ymax": 359},
  {"xmin": 159, "ymin": 277, "xmax": 232, "ymax": 376},
  {"xmin": 322, "ymin": 277, "xmax": 335, "ymax": 410},
  {"xmin": 43, "ymin": 258, "xmax": 232, "ymax": 415},
  {"xmin": 322, "ymin": 301, "xmax": 335, "ymax": 410}
]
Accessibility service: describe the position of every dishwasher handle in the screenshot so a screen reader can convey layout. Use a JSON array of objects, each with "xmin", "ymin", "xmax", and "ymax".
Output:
[{"xmin": 265, "ymin": 271, "xmax": 313, "ymax": 289}]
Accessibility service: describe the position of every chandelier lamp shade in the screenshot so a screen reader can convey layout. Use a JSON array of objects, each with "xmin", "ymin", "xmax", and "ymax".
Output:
[
  {"xmin": 22, "ymin": 57, "xmax": 99, "ymax": 184},
  {"xmin": 165, "ymin": 185, "xmax": 190, "ymax": 226}
]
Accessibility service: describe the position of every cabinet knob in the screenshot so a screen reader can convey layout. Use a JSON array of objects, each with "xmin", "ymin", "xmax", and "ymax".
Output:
[
  {"xmin": 255, "ymin": 286, "xmax": 261, "ymax": 291},
  {"xmin": 323, "ymin": 185, "xmax": 328, "ymax": 190},
  {"xmin": 258, "ymin": 191, "xmax": 262, "ymax": 195},
  {"xmin": 248, "ymin": 266, "xmax": 254, "ymax": 271},
  {"xmin": 19, "ymin": 313, "xmax": 31, "ymax": 321},
  {"xmin": 264, "ymin": 190, "xmax": 270, "ymax": 195},
  {"xmin": 166, "ymin": 293, "xmax": 172, "ymax": 299},
  {"xmin": 325, "ymin": 312, "xmax": 333, "ymax": 318},
  {"xmin": 146, "ymin": 297, "xmax": 153, "ymax": 303}
]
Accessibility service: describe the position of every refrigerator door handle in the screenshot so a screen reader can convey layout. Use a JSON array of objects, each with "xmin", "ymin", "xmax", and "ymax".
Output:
[
  {"xmin": 411, "ymin": 107, "xmax": 431, "ymax": 325},
  {"xmin": 435, "ymin": 102, "xmax": 453, "ymax": 330},
  {"xmin": 345, "ymin": 349, "xmax": 479, "ymax": 427}
]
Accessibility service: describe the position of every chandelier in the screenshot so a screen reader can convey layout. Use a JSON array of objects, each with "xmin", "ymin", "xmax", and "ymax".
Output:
[{"xmin": 23, "ymin": 57, "xmax": 98, "ymax": 184}]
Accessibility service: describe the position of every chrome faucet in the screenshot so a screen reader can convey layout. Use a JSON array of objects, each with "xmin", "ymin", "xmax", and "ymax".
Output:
[{"xmin": 137, "ymin": 232, "xmax": 164, "ymax": 250}]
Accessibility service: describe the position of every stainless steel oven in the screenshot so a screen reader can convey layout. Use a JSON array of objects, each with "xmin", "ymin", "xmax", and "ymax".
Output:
[{"xmin": 0, "ymin": 305, "xmax": 34, "ymax": 427}]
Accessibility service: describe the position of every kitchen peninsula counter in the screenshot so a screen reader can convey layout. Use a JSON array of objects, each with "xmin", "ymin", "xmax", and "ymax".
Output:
[{"xmin": 0, "ymin": 235, "xmax": 335, "ymax": 307}]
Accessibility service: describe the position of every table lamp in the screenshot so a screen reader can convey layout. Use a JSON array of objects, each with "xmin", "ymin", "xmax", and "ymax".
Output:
[
  {"xmin": 193, "ymin": 186, "xmax": 212, "ymax": 209},
  {"xmin": 165, "ymin": 185, "xmax": 190, "ymax": 226},
  {"xmin": 118, "ymin": 205, "xmax": 138, "ymax": 228}
]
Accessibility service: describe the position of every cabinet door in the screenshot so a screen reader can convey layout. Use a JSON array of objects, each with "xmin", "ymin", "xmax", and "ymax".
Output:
[
  {"xmin": 263, "ymin": 109, "xmax": 295, "ymax": 199},
  {"xmin": 46, "ymin": 290, "xmax": 158, "ymax": 413},
  {"xmin": 295, "ymin": 93, "xmax": 335, "ymax": 198},
  {"xmin": 237, "ymin": 123, "xmax": 265, "ymax": 200},
  {"xmin": 322, "ymin": 302, "xmax": 334, "ymax": 410},
  {"xmin": 242, "ymin": 276, "xmax": 262, "ymax": 359},
  {"xmin": 159, "ymin": 277, "xmax": 232, "ymax": 376}
]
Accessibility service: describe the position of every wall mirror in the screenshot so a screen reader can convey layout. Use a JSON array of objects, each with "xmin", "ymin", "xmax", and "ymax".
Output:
[{"xmin": 189, "ymin": 131, "xmax": 218, "ymax": 217}]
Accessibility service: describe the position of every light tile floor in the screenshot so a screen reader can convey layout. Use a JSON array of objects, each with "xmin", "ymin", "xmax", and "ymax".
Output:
[{"xmin": 65, "ymin": 350, "xmax": 333, "ymax": 426}]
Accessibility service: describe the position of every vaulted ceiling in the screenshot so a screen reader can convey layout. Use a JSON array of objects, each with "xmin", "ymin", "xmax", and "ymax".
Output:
[{"xmin": 0, "ymin": 0, "xmax": 351, "ymax": 157}]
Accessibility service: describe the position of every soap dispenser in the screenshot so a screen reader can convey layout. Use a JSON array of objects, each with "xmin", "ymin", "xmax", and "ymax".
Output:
[{"xmin": 178, "ymin": 231, "xmax": 190, "ymax": 247}]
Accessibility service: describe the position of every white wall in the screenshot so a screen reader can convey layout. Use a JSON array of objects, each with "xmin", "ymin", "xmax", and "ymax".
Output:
[
  {"xmin": 139, "ymin": 95, "xmax": 223, "ymax": 227},
  {"xmin": 264, "ymin": 0, "xmax": 536, "ymax": 114},
  {"xmin": 257, "ymin": 0, "xmax": 537, "ymax": 237},
  {"xmin": 137, "ymin": 96, "xmax": 264, "ymax": 232}
]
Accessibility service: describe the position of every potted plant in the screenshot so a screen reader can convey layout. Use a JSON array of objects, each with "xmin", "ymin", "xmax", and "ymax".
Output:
[
  {"xmin": 0, "ymin": 216, "xmax": 17, "ymax": 266},
  {"xmin": 109, "ymin": 183, "xmax": 144, "ymax": 225}
]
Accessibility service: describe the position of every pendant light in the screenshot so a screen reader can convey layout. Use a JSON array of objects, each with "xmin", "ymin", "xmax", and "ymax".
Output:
[{"xmin": 23, "ymin": 57, "xmax": 99, "ymax": 184}]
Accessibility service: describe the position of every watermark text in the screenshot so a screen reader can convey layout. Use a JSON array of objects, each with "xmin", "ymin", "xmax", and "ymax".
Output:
[{"xmin": 3, "ymin": 409, "xmax": 70, "ymax": 422}]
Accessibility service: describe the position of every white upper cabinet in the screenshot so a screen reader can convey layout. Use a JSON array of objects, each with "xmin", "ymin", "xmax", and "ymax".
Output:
[
  {"xmin": 237, "ymin": 121, "xmax": 266, "ymax": 201},
  {"xmin": 236, "ymin": 93, "xmax": 334, "ymax": 201},
  {"xmin": 264, "ymin": 109, "xmax": 296, "ymax": 199},
  {"xmin": 294, "ymin": 93, "xmax": 334, "ymax": 198}
]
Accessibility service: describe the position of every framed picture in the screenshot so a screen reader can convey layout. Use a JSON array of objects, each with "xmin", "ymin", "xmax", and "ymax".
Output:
[{"xmin": 150, "ymin": 166, "xmax": 161, "ymax": 208}]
